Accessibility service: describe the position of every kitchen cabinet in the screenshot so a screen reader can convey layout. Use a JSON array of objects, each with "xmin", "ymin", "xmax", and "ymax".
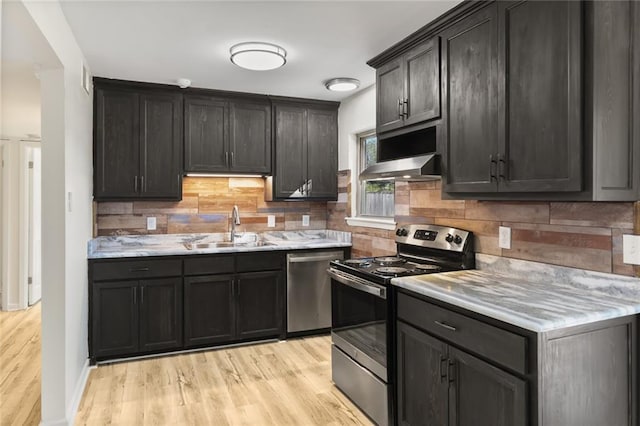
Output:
[
  {"xmin": 376, "ymin": 37, "xmax": 441, "ymax": 135},
  {"xmin": 94, "ymin": 81, "xmax": 183, "ymax": 200},
  {"xmin": 270, "ymin": 100, "xmax": 338, "ymax": 200},
  {"xmin": 396, "ymin": 288, "xmax": 637, "ymax": 426},
  {"xmin": 440, "ymin": 0, "xmax": 582, "ymax": 194},
  {"xmin": 91, "ymin": 260, "xmax": 183, "ymax": 360},
  {"xmin": 183, "ymin": 252, "xmax": 284, "ymax": 349},
  {"xmin": 184, "ymin": 95, "xmax": 271, "ymax": 174}
]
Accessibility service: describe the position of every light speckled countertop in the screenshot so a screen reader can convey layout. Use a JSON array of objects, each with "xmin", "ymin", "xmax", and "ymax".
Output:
[
  {"xmin": 88, "ymin": 230, "xmax": 351, "ymax": 259},
  {"xmin": 392, "ymin": 254, "xmax": 640, "ymax": 332}
]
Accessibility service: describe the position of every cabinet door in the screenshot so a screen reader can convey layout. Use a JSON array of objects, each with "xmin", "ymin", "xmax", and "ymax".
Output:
[
  {"xmin": 183, "ymin": 275, "xmax": 235, "ymax": 347},
  {"xmin": 306, "ymin": 108, "xmax": 338, "ymax": 199},
  {"xmin": 236, "ymin": 271, "xmax": 283, "ymax": 340},
  {"xmin": 139, "ymin": 92, "xmax": 183, "ymax": 199},
  {"xmin": 376, "ymin": 57, "xmax": 405, "ymax": 133},
  {"xmin": 94, "ymin": 88, "xmax": 140, "ymax": 199},
  {"xmin": 396, "ymin": 321, "xmax": 449, "ymax": 426},
  {"xmin": 273, "ymin": 105, "xmax": 307, "ymax": 198},
  {"xmin": 448, "ymin": 347, "xmax": 526, "ymax": 426},
  {"xmin": 229, "ymin": 100, "xmax": 271, "ymax": 174},
  {"xmin": 404, "ymin": 37, "xmax": 441, "ymax": 126},
  {"xmin": 498, "ymin": 0, "xmax": 582, "ymax": 192},
  {"xmin": 441, "ymin": 4, "xmax": 499, "ymax": 193},
  {"xmin": 92, "ymin": 281, "xmax": 138, "ymax": 358},
  {"xmin": 139, "ymin": 277, "xmax": 183, "ymax": 352},
  {"xmin": 184, "ymin": 96, "xmax": 229, "ymax": 173}
]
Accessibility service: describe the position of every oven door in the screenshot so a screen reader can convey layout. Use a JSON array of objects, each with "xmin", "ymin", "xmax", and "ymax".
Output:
[{"xmin": 328, "ymin": 267, "xmax": 388, "ymax": 381}]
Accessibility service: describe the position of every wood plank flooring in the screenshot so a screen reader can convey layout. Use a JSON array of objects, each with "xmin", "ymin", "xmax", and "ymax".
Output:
[
  {"xmin": 76, "ymin": 336, "xmax": 374, "ymax": 425},
  {"xmin": 0, "ymin": 303, "xmax": 41, "ymax": 426}
]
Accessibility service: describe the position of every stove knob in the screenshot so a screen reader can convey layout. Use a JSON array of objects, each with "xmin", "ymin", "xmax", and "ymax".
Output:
[
  {"xmin": 401, "ymin": 228, "xmax": 409, "ymax": 236},
  {"xmin": 454, "ymin": 235, "xmax": 463, "ymax": 244},
  {"xmin": 445, "ymin": 233, "xmax": 454, "ymax": 243},
  {"xmin": 395, "ymin": 228, "xmax": 402, "ymax": 236}
]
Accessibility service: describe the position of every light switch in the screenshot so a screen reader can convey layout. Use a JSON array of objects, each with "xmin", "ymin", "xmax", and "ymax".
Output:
[
  {"xmin": 623, "ymin": 235, "xmax": 640, "ymax": 265},
  {"xmin": 499, "ymin": 226, "xmax": 511, "ymax": 249},
  {"xmin": 267, "ymin": 215, "xmax": 276, "ymax": 227},
  {"xmin": 302, "ymin": 215, "xmax": 310, "ymax": 227},
  {"xmin": 147, "ymin": 216, "xmax": 157, "ymax": 231}
]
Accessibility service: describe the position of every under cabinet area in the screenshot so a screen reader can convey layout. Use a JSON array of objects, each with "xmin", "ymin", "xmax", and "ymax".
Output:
[{"xmin": 395, "ymin": 289, "xmax": 638, "ymax": 426}]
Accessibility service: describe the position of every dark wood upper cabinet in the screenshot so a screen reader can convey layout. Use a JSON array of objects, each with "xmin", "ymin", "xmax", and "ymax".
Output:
[
  {"xmin": 94, "ymin": 82, "xmax": 182, "ymax": 201},
  {"xmin": 441, "ymin": 4, "xmax": 499, "ymax": 193},
  {"xmin": 270, "ymin": 101, "xmax": 339, "ymax": 200},
  {"xmin": 184, "ymin": 95, "xmax": 271, "ymax": 174},
  {"xmin": 497, "ymin": 0, "xmax": 582, "ymax": 193},
  {"xmin": 375, "ymin": 37, "xmax": 441, "ymax": 135}
]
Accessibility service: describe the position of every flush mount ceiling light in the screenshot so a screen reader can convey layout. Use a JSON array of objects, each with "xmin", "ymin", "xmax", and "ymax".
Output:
[
  {"xmin": 325, "ymin": 78, "xmax": 360, "ymax": 92},
  {"xmin": 230, "ymin": 42, "xmax": 287, "ymax": 71}
]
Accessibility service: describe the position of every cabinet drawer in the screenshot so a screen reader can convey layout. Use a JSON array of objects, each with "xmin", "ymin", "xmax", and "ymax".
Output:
[
  {"xmin": 184, "ymin": 255, "xmax": 235, "ymax": 276},
  {"xmin": 236, "ymin": 252, "xmax": 284, "ymax": 272},
  {"xmin": 397, "ymin": 291, "xmax": 527, "ymax": 374},
  {"xmin": 92, "ymin": 259, "xmax": 182, "ymax": 281}
]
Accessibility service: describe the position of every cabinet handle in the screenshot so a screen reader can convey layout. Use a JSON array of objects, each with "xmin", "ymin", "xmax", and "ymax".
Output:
[
  {"xmin": 403, "ymin": 98, "xmax": 409, "ymax": 118},
  {"xmin": 434, "ymin": 320, "xmax": 457, "ymax": 332},
  {"xmin": 225, "ymin": 151, "xmax": 229, "ymax": 167},
  {"xmin": 130, "ymin": 267, "xmax": 150, "ymax": 272},
  {"xmin": 439, "ymin": 356, "xmax": 448, "ymax": 382},
  {"xmin": 489, "ymin": 155, "xmax": 498, "ymax": 182},
  {"xmin": 497, "ymin": 154, "xmax": 507, "ymax": 180},
  {"xmin": 134, "ymin": 176, "xmax": 139, "ymax": 193},
  {"xmin": 133, "ymin": 288, "xmax": 137, "ymax": 305},
  {"xmin": 398, "ymin": 98, "xmax": 403, "ymax": 119},
  {"xmin": 448, "ymin": 359, "xmax": 456, "ymax": 383},
  {"xmin": 230, "ymin": 151, "xmax": 235, "ymax": 167},
  {"xmin": 141, "ymin": 286, "xmax": 144, "ymax": 305},
  {"xmin": 140, "ymin": 175, "xmax": 145, "ymax": 193}
]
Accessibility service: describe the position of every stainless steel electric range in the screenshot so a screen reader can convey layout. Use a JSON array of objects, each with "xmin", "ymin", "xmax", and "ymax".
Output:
[{"xmin": 328, "ymin": 224, "xmax": 475, "ymax": 426}]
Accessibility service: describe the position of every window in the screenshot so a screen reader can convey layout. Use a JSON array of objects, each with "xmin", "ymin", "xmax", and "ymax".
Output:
[{"xmin": 358, "ymin": 132, "xmax": 394, "ymax": 218}]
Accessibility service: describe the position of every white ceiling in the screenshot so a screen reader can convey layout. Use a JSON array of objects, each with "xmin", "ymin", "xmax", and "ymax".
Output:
[{"xmin": 59, "ymin": 1, "xmax": 461, "ymax": 101}]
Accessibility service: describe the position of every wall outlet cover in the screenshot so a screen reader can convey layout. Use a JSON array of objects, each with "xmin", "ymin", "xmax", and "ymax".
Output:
[
  {"xmin": 623, "ymin": 235, "xmax": 640, "ymax": 265},
  {"xmin": 267, "ymin": 215, "xmax": 276, "ymax": 228},
  {"xmin": 499, "ymin": 226, "xmax": 511, "ymax": 249},
  {"xmin": 147, "ymin": 216, "xmax": 157, "ymax": 231},
  {"xmin": 302, "ymin": 214, "xmax": 310, "ymax": 227}
]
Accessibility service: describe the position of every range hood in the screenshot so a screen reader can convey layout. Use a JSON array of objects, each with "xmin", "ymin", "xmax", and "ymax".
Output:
[{"xmin": 359, "ymin": 153, "xmax": 440, "ymax": 181}]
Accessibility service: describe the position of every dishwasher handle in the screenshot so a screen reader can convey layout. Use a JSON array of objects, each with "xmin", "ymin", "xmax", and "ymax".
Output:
[{"xmin": 287, "ymin": 253, "xmax": 343, "ymax": 263}]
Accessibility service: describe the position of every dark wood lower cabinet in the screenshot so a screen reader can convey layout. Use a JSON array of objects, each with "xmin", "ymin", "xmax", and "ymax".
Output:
[
  {"xmin": 139, "ymin": 278, "xmax": 183, "ymax": 352},
  {"xmin": 92, "ymin": 281, "xmax": 138, "ymax": 359},
  {"xmin": 236, "ymin": 271, "xmax": 283, "ymax": 340},
  {"xmin": 184, "ymin": 275, "xmax": 235, "ymax": 347}
]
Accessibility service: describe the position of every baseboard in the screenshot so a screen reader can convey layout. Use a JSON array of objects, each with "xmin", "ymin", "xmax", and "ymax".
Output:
[
  {"xmin": 5, "ymin": 303, "xmax": 20, "ymax": 311},
  {"xmin": 66, "ymin": 359, "xmax": 92, "ymax": 424},
  {"xmin": 39, "ymin": 418, "xmax": 68, "ymax": 426}
]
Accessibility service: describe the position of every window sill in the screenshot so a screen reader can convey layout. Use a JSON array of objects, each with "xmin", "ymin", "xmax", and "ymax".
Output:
[{"xmin": 345, "ymin": 217, "xmax": 397, "ymax": 231}]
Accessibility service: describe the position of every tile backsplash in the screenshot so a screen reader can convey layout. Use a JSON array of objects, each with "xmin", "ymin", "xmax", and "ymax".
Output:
[
  {"xmin": 94, "ymin": 177, "xmax": 328, "ymax": 236},
  {"xmin": 327, "ymin": 170, "xmax": 638, "ymax": 277}
]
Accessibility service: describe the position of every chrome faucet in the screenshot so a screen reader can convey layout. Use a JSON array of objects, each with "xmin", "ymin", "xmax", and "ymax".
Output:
[{"xmin": 231, "ymin": 205, "xmax": 241, "ymax": 242}]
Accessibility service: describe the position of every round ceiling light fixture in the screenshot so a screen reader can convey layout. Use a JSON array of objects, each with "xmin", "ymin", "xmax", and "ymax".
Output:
[
  {"xmin": 230, "ymin": 42, "xmax": 287, "ymax": 71},
  {"xmin": 325, "ymin": 78, "xmax": 360, "ymax": 92}
]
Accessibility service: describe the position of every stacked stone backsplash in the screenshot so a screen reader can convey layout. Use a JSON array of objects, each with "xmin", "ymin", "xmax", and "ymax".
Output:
[
  {"xmin": 328, "ymin": 170, "xmax": 638, "ymax": 277},
  {"xmin": 94, "ymin": 177, "xmax": 327, "ymax": 236}
]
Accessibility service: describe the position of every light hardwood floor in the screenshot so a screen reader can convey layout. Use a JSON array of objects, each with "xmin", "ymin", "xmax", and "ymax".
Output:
[
  {"xmin": 76, "ymin": 336, "xmax": 374, "ymax": 425},
  {"xmin": 0, "ymin": 303, "xmax": 41, "ymax": 426}
]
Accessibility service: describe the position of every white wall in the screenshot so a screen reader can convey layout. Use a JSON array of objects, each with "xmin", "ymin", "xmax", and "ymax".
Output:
[
  {"xmin": 14, "ymin": 1, "xmax": 93, "ymax": 424},
  {"xmin": 1, "ymin": 63, "xmax": 41, "ymax": 138}
]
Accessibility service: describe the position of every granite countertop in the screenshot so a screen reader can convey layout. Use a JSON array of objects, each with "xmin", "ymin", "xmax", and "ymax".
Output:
[
  {"xmin": 88, "ymin": 230, "xmax": 351, "ymax": 259},
  {"xmin": 392, "ymin": 254, "xmax": 640, "ymax": 332}
]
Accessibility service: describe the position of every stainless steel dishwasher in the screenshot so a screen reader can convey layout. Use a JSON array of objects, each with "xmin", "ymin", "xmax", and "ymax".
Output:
[{"xmin": 287, "ymin": 250, "xmax": 344, "ymax": 333}]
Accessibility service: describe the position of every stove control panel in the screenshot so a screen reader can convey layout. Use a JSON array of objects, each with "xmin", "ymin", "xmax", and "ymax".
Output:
[{"xmin": 395, "ymin": 224, "xmax": 471, "ymax": 252}]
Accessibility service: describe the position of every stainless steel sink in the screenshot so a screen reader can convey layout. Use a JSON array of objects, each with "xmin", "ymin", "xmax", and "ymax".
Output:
[{"xmin": 183, "ymin": 241, "xmax": 275, "ymax": 250}]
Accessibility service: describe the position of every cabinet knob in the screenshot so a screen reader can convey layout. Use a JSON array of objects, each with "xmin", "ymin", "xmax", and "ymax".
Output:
[{"xmin": 489, "ymin": 155, "xmax": 497, "ymax": 182}]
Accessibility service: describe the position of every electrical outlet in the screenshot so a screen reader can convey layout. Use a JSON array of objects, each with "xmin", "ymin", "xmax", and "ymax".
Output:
[
  {"xmin": 302, "ymin": 214, "xmax": 310, "ymax": 227},
  {"xmin": 499, "ymin": 226, "xmax": 511, "ymax": 249},
  {"xmin": 147, "ymin": 216, "xmax": 157, "ymax": 231},
  {"xmin": 267, "ymin": 215, "xmax": 276, "ymax": 227},
  {"xmin": 623, "ymin": 235, "xmax": 640, "ymax": 265}
]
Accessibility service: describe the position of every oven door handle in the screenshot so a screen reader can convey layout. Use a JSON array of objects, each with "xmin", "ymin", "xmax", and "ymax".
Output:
[{"xmin": 327, "ymin": 268, "xmax": 387, "ymax": 299}]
